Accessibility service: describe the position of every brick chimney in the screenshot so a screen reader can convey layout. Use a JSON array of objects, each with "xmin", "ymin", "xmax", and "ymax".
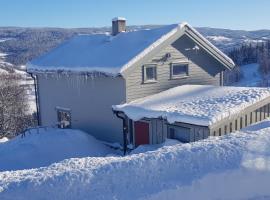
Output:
[{"xmin": 112, "ymin": 17, "xmax": 126, "ymax": 36}]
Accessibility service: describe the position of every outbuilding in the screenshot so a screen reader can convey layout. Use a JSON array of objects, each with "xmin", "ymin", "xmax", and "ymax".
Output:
[{"xmin": 113, "ymin": 85, "xmax": 270, "ymax": 149}]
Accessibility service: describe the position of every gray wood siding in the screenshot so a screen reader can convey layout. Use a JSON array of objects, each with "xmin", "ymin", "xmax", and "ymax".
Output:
[
  {"xmin": 37, "ymin": 74, "xmax": 126, "ymax": 143},
  {"xmin": 210, "ymin": 100, "xmax": 270, "ymax": 136},
  {"xmin": 125, "ymin": 34, "xmax": 224, "ymax": 102}
]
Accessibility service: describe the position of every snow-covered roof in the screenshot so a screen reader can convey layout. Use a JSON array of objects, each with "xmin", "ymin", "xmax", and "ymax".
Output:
[
  {"xmin": 27, "ymin": 24, "xmax": 180, "ymax": 75},
  {"xmin": 112, "ymin": 17, "xmax": 126, "ymax": 21},
  {"xmin": 113, "ymin": 85, "xmax": 270, "ymax": 126},
  {"xmin": 27, "ymin": 22, "xmax": 235, "ymax": 75}
]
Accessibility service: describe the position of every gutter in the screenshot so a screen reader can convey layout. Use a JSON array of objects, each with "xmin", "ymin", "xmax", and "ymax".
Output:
[
  {"xmin": 29, "ymin": 72, "xmax": 40, "ymax": 126},
  {"xmin": 113, "ymin": 110, "xmax": 128, "ymax": 155}
]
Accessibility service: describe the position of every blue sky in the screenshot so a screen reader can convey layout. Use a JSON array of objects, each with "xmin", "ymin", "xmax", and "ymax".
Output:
[{"xmin": 1, "ymin": 0, "xmax": 269, "ymax": 30}]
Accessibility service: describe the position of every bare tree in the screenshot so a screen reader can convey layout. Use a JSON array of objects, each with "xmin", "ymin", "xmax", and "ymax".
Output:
[{"xmin": 0, "ymin": 73, "xmax": 35, "ymax": 138}]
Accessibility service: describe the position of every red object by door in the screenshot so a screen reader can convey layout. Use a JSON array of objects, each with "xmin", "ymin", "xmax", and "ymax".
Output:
[{"xmin": 134, "ymin": 121, "xmax": 149, "ymax": 146}]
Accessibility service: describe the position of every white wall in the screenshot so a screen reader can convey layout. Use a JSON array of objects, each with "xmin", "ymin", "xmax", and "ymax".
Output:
[{"xmin": 37, "ymin": 74, "xmax": 126, "ymax": 143}]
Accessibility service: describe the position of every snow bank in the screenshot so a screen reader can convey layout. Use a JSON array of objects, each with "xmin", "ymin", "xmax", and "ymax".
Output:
[
  {"xmin": 0, "ymin": 128, "xmax": 112, "ymax": 171},
  {"xmin": 1, "ymin": 121, "xmax": 270, "ymax": 199},
  {"xmin": 0, "ymin": 137, "xmax": 9, "ymax": 143},
  {"xmin": 113, "ymin": 85, "xmax": 270, "ymax": 126}
]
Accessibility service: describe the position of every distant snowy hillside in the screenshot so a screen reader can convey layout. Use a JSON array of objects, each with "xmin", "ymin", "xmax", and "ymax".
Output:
[
  {"xmin": 1, "ymin": 121, "xmax": 270, "ymax": 199},
  {"xmin": 197, "ymin": 27, "xmax": 270, "ymax": 52}
]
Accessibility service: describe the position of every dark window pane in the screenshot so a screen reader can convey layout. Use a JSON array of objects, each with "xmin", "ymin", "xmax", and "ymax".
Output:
[
  {"xmin": 172, "ymin": 64, "xmax": 188, "ymax": 77},
  {"xmin": 145, "ymin": 66, "xmax": 156, "ymax": 81}
]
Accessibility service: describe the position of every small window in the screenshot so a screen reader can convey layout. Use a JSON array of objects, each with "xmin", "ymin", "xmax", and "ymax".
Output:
[
  {"xmin": 224, "ymin": 125, "xmax": 227, "ymax": 134},
  {"xmin": 170, "ymin": 63, "xmax": 189, "ymax": 79},
  {"xmin": 245, "ymin": 115, "xmax": 248, "ymax": 127},
  {"xmin": 235, "ymin": 119, "xmax": 238, "ymax": 130},
  {"xmin": 250, "ymin": 112, "xmax": 253, "ymax": 124},
  {"xmin": 143, "ymin": 65, "xmax": 157, "ymax": 83},
  {"xmin": 213, "ymin": 131, "xmax": 216, "ymax": 136},
  {"xmin": 56, "ymin": 108, "xmax": 71, "ymax": 129}
]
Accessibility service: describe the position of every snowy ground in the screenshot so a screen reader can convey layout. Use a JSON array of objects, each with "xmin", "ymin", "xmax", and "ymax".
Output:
[
  {"xmin": 0, "ymin": 137, "xmax": 9, "ymax": 143},
  {"xmin": 0, "ymin": 128, "xmax": 112, "ymax": 171},
  {"xmin": 0, "ymin": 121, "xmax": 270, "ymax": 199},
  {"xmin": 235, "ymin": 63, "xmax": 262, "ymax": 87}
]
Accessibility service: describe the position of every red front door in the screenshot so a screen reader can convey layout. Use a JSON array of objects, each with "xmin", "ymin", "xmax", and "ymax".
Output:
[{"xmin": 134, "ymin": 121, "xmax": 149, "ymax": 146}]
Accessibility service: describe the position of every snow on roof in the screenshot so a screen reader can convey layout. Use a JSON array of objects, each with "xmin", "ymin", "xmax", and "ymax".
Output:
[
  {"xmin": 112, "ymin": 17, "xmax": 126, "ymax": 21},
  {"xmin": 27, "ymin": 22, "xmax": 234, "ymax": 75},
  {"xmin": 27, "ymin": 24, "xmax": 180, "ymax": 75},
  {"xmin": 113, "ymin": 85, "xmax": 270, "ymax": 126}
]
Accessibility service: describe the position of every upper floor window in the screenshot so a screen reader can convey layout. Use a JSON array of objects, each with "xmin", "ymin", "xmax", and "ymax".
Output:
[
  {"xmin": 143, "ymin": 64, "xmax": 157, "ymax": 83},
  {"xmin": 170, "ymin": 63, "xmax": 189, "ymax": 79}
]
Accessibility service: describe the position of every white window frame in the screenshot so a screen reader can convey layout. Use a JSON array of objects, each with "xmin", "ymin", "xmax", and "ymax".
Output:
[
  {"xmin": 143, "ymin": 64, "xmax": 157, "ymax": 83},
  {"xmin": 170, "ymin": 62, "xmax": 189, "ymax": 79}
]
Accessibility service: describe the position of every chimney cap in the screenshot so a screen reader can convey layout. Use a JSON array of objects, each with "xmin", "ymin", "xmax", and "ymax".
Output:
[{"xmin": 112, "ymin": 17, "xmax": 126, "ymax": 22}]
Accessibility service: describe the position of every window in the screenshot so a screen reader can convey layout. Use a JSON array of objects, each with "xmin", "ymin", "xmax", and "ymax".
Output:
[
  {"xmin": 235, "ymin": 119, "xmax": 238, "ymax": 130},
  {"xmin": 250, "ymin": 112, "xmax": 253, "ymax": 124},
  {"xmin": 245, "ymin": 115, "xmax": 247, "ymax": 127},
  {"xmin": 213, "ymin": 131, "xmax": 216, "ymax": 136},
  {"xmin": 224, "ymin": 125, "xmax": 227, "ymax": 134},
  {"xmin": 168, "ymin": 126, "xmax": 190, "ymax": 143},
  {"xmin": 219, "ymin": 128, "xmax": 222, "ymax": 136},
  {"xmin": 170, "ymin": 63, "xmax": 189, "ymax": 79},
  {"xmin": 56, "ymin": 107, "xmax": 71, "ymax": 129},
  {"xmin": 143, "ymin": 65, "xmax": 157, "ymax": 83}
]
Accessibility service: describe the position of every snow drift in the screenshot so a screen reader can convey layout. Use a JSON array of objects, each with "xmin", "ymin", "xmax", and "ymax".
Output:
[
  {"xmin": 0, "ymin": 128, "xmax": 112, "ymax": 171},
  {"xmin": 1, "ymin": 121, "xmax": 270, "ymax": 199}
]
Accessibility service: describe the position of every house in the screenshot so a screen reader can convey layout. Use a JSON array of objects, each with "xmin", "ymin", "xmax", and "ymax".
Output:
[{"xmin": 27, "ymin": 17, "xmax": 238, "ymax": 147}]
